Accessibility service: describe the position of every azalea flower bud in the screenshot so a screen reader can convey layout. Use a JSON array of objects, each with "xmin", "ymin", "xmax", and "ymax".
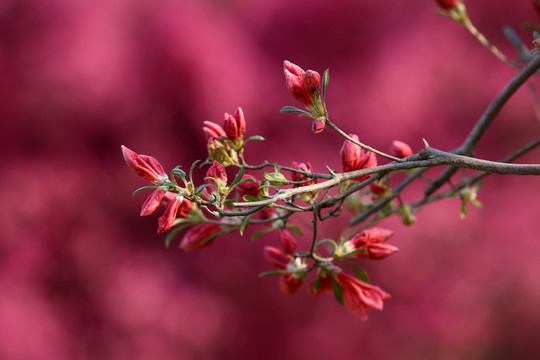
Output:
[
  {"xmin": 223, "ymin": 107, "xmax": 246, "ymax": 141},
  {"xmin": 291, "ymin": 161, "xmax": 318, "ymax": 203},
  {"xmin": 302, "ymin": 70, "xmax": 321, "ymax": 94},
  {"xmin": 389, "ymin": 140, "xmax": 413, "ymax": 159},
  {"xmin": 435, "ymin": 0, "xmax": 460, "ymax": 10},
  {"xmin": 205, "ymin": 161, "xmax": 228, "ymax": 192},
  {"xmin": 236, "ymin": 175, "xmax": 261, "ymax": 197},
  {"xmin": 179, "ymin": 223, "xmax": 222, "ymax": 251},
  {"xmin": 279, "ymin": 229, "xmax": 297, "ymax": 255},
  {"xmin": 121, "ymin": 145, "xmax": 168, "ymax": 184},
  {"xmin": 160, "ymin": 192, "xmax": 193, "ymax": 218},
  {"xmin": 140, "ymin": 188, "xmax": 166, "ymax": 216},
  {"xmin": 341, "ymin": 135, "xmax": 362, "ymax": 173},
  {"xmin": 312, "ymin": 117, "xmax": 325, "ymax": 134},
  {"xmin": 202, "ymin": 121, "xmax": 227, "ymax": 141},
  {"xmin": 336, "ymin": 272, "xmax": 390, "ymax": 321},
  {"xmin": 157, "ymin": 195, "xmax": 183, "ymax": 234},
  {"xmin": 279, "ymin": 273, "xmax": 303, "ymax": 295},
  {"xmin": 263, "ymin": 246, "xmax": 289, "ymax": 270},
  {"xmin": 308, "ymin": 273, "xmax": 333, "ymax": 297},
  {"xmin": 284, "ymin": 60, "xmax": 315, "ymax": 107},
  {"xmin": 348, "ymin": 227, "xmax": 397, "ymax": 260},
  {"xmin": 369, "ymin": 180, "xmax": 388, "ymax": 196}
]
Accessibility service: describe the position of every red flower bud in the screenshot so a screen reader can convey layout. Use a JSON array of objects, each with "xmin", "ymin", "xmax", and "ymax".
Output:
[
  {"xmin": 435, "ymin": 0, "xmax": 460, "ymax": 10},
  {"xmin": 308, "ymin": 274, "xmax": 333, "ymax": 297},
  {"xmin": 279, "ymin": 229, "xmax": 297, "ymax": 255},
  {"xmin": 336, "ymin": 272, "xmax": 390, "ymax": 320},
  {"xmin": 121, "ymin": 145, "xmax": 167, "ymax": 183},
  {"xmin": 341, "ymin": 134, "xmax": 362, "ymax": 173},
  {"xmin": 349, "ymin": 227, "xmax": 397, "ymax": 260},
  {"xmin": 279, "ymin": 273, "xmax": 303, "ymax": 295},
  {"xmin": 223, "ymin": 107, "xmax": 246, "ymax": 140},
  {"xmin": 157, "ymin": 195, "xmax": 183, "ymax": 234},
  {"xmin": 284, "ymin": 60, "xmax": 315, "ymax": 107},
  {"xmin": 263, "ymin": 246, "xmax": 289, "ymax": 270},
  {"xmin": 312, "ymin": 117, "xmax": 325, "ymax": 134},
  {"xmin": 291, "ymin": 161, "xmax": 315, "ymax": 185},
  {"xmin": 302, "ymin": 70, "xmax": 321, "ymax": 94},
  {"xmin": 236, "ymin": 175, "xmax": 261, "ymax": 197},
  {"xmin": 204, "ymin": 161, "xmax": 228, "ymax": 191},
  {"xmin": 202, "ymin": 121, "xmax": 227, "ymax": 141},
  {"xmin": 140, "ymin": 188, "xmax": 166, "ymax": 216},
  {"xmin": 389, "ymin": 140, "xmax": 413, "ymax": 159},
  {"xmin": 179, "ymin": 223, "xmax": 222, "ymax": 251}
]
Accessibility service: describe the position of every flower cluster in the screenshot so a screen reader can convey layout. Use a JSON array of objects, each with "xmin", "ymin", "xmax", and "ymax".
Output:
[{"xmin": 121, "ymin": 60, "xmax": 409, "ymax": 321}]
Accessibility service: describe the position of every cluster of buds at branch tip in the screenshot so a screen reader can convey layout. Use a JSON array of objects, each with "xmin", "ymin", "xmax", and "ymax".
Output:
[
  {"xmin": 203, "ymin": 107, "xmax": 247, "ymax": 166},
  {"xmin": 341, "ymin": 134, "xmax": 377, "ymax": 183},
  {"xmin": 283, "ymin": 61, "xmax": 328, "ymax": 132}
]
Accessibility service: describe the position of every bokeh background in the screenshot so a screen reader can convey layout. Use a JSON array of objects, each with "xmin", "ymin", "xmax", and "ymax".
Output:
[{"xmin": 2, "ymin": 0, "xmax": 540, "ymax": 359}]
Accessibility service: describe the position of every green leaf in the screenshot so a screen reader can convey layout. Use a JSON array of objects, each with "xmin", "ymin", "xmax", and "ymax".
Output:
[
  {"xmin": 228, "ymin": 167, "xmax": 245, "ymax": 191},
  {"xmin": 199, "ymin": 230, "xmax": 223, "ymax": 247},
  {"xmin": 259, "ymin": 270, "xmax": 287, "ymax": 277},
  {"xmin": 312, "ymin": 276, "xmax": 321, "ymax": 293},
  {"xmin": 350, "ymin": 263, "xmax": 370, "ymax": 283},
  {"xmin": 286, "ymin": 224, "xmax": 303, "ymax": 235},
  {"xmin": 239, "ymin": 214, "xmax": 253, "ymax": 235},
  {"xmin": 251, "ymin": 227, "xmax": 275, "ymax": 241},
  {"xmin": 242, "ymin": 194, "xmax": 261, "ymax": 202},
  {"xmin": 195, "ymin": 183, "xmax": 215, "ymax": 195},
  {"xmin": 189, "ymin": 160, "xmax": 201, "ymax": 184},
  {"xmin": 535, "ymin": 31, "xmax": 540, "ymax": 40},
  {"xmin": 321, "ymin": 68, "xmax": 329, "ymax": 103},
  {"xmin": 164, "ymin": 224, "xmax": 190, "ymax": 248},
  {"xmin": 460, "ymin": 201, "xmax": 467, "ymax": 219},
  {"xmin": 280, "ymin": 106, "xmax": 313, "ymax": 117},
  {"xmin": 244, "ymin": 135, "xmax": 265, "ymax": 145},
  {"xmin": 132, "ymin": 186, "xmax": 157, "ymax": 197},
  {"xmin": 171, "ymin": 167, "xmax": 186, "ymax": 182},
  {"xmin": 331, "ymin": 278, "xmax": 344, "ymax": 305}
]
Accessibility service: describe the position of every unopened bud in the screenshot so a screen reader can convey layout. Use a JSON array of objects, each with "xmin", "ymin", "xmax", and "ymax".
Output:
[
  {"xmin": 302, "ymin": 70, "xmax": 321, "ymax": 94},
  {"xmin": 389, "ymin": 140, "xmax": 413, "ymax": 159},
  {"xmin": 398, "ymin": 203, "xmax": 416, "ymax": 226},
  {"xmin": 312, "ymin": 117, "xmax": 325, "ymax": 134}
]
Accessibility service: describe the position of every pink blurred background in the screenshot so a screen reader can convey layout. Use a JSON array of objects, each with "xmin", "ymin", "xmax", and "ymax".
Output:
[{"xmin": 2, "ymin": 0, "xmax": 540, "ymax": 359}]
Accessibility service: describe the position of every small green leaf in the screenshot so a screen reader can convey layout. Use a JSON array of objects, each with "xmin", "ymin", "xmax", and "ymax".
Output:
[
  {"xmin": 164, "ymin": 224, "xmax": 190, "ymax": 248},
  {"xmin": 350, "ymin": 263, "xmax": 370, "ymax": 283},
  {"xmin": 171, "ymin": 167, "xmax": 186, "ymax": 182},
  {"xmin": 460, "ymin": 201, "xmax": 467, "ymax": 219},
  {"xmin": 251, "ymin": 227, "xmax": 275, "ymax": 241},
  {"xmin": 239, "ymin": 214, "xmax": 253, "ymax": 235},
  {"xmin": 312, "ymin": 276, "xmax": 321, "ymax": 293},
  {"xmin": 244, "ymin": 135, "xmax": 265, "ymax": 145},
  {"xmin": 228, "ymin": 167, "xmax": 245, "ymax": 191},
  {"xmin": 132, "ymin": 186, "xmax": 157, "ymax": 197},
  {"xmin": 200, "ymin": 230, "xmax": 223, "ymax": 246},
  {"xmin": 321, "ymin": 68, "xmax": 329, "ymax": 103},
  {"xmin": 195, "ymin": 183, "xmax": 215, "ymax": 195},
  {"xmin": 280, "ymin": 106, "xmax": 310, "ymax": 115},
  {"xmin": 332, "ymin": 278, "xmax": 344, "ymax": 305},
  {"xmin": 259, "ymin": 270, "xmax": 287, "ymax": 277},
  {"xmin": 286, "ymin": 224, "xmax": 303, "ymax": 235},
  {"xmin": 534, "ymin": 31, "xmax": 540, "ymax": 40},
  {"xmin": 263, "ymin": 172, "xmax": 288, "ymax": 186},
  {"xmin": 242, "ymin": 194, "xmax": 261, "ymax": 202},
  {"xmin": 189, "ymin": 160, "xmax": 201, "ymax": 183}
]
